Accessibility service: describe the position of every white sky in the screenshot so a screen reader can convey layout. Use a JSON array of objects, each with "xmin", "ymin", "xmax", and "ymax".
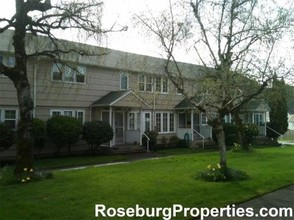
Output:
[
  {"xmin": 0, "ymin": 0, "xmax": 293, "ymax": 82},
  {"xmin": 0, "ymin": 0, "xmax": 173, "ymax": 60}
]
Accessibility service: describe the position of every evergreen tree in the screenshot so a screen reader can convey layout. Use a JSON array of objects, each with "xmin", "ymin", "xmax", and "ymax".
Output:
[{"xmin": 266, "ymin": 76, "xmax": 288, "ymax": 140}]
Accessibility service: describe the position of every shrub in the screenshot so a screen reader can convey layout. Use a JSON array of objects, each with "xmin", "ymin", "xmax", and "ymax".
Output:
[
  {"xmin": 198, "ymin": 164, "xmax": 249, "ymax": 182},
  {"xmin": 0, "ymin": 123, "xmax": 15, "ymax": 151},
  {"xmin": 47, "ymin": 116, "xmax": 82, "ymax": 155},
  {"xmin": 32, "ymin": 118, "xmax": 46, "ymax": 154},
  {"xmin": 243, "ymin": 123, "xmax": 259, "ymax": 144},
  {"xmin": 82, "ymin": 121, "xmax": 114, "ymax": 152},
  {"xmin": 169, "ymin": 135, "xmax": 180, "ymax": 148},
  {"xmin": 142, "ymin": 130, "xmax": 158, "ymax": 151}
]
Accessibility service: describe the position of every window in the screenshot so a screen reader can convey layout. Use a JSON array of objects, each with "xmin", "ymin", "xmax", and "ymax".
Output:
[
  {"xmin": 0, "ymin": 53, "xmax": 15, "ymax": 76},
  {"xmin": 155, "ymin": 76, "xmax": 168, "ymax": 94},
  {"xmin": 155, "ymin": 113, "xmax": 161, "ymax": 132},
  {"xmin": 76, "ymin": 66, "xmax": 86, "ymax": 83},
  {"xmin": 128, "ymin": 112, "xmax": 140, "ymax": 130},
  {"xmin": 50, "ymin": 109, "xmax": 85, "ymax": 123},
  {"xmin": 146, "ymin": 75, "xmax": 153, "ymax": 92},
  {"xmin": 0, "ymin": 109, "xmax": 18, "ymax": 129},
  {"xmin": 120, "ymin": 73, "xmax": 128, "ymax": 90},
  {"xmin": 51, "ymin": 63, "xmax": 86, "ymax": 83},
  {"xmin": 139, "ymin": 75, "xmax": 145, "ymax": 91},
  {"xmin": 224, "ymin": 114, "xmax": 233, "ymax": 123},
  {"xmin": 139, "ymin": 75, "xmax": 153, "ymax": 92},
  {"xmin": 155, "ymin": 112, "xmax": 175, "ymax": 133},
  {"xmin": 201, "ymin": 113, "xmax": 207, "ymax": 125},
  {"xmin": 52, "ymin": 63, "xmax": 63, "ymax": 81}
]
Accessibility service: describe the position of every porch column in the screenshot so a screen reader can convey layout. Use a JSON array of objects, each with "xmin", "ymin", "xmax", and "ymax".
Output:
[{"xmin": 109, "ymin": 106, "xmax": 113, "ymax": 147}]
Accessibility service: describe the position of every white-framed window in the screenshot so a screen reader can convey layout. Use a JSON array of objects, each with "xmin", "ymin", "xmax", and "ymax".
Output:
[
  {"xmin": 0, "ymin": 53, "xmax": 15, "ymax": 77},
  {"xmin": 120, "ymin": 73, "xmax": 128, "ymax": 90},
  {"xmin": 128, "ymin": 112, "xmax": 140, "ymax": 130},
  {"xmin": 224, "ymin": 114, "xmax": 233, "ymax": 123},
  {"xmin": 155, "ymin": 112, "xmax": 175, "ymax": 133},
  {"xmin": 0, "ymin": 108, "xmax": 18, "ymax": 129},
  {"xmin": 139, "ymin": 74, "xmax": 153, "ymax": 92},
  {"xmin": 155, "ymin": 76, "xmax": 168, "ymax": 94},
  {"xmin": 50, "ymin": 109, "xmax": 85, "ymax": 124},
  {"xmin": 201, "ymin": 113, "xmax": 208, "ymax": 125},
  {"xmin": 51, "ymin": 63, "xmax": 86, "ymax": 83}
]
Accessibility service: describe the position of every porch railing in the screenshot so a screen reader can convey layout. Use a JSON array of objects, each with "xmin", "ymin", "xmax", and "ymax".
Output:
[
  {"xmin": 193, "ymin": 129, "xmax": 205, "ymax": 149},
  {"xmin": 142, "ymin": 132, "xmax": 150, "ymax": 152},
  {"xmin": 266, "ymin": 125, "xmax": 283, "ymax": 142}
]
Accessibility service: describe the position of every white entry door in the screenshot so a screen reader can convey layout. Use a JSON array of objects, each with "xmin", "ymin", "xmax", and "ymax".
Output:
[{"xmin": 142, "ymin": 112, "xmax": 152, "ymax": 132}]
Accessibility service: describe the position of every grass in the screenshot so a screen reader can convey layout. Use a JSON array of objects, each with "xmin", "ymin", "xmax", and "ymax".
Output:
[{"xmin": 0, "ymin": 146, "xmax": 293, "ymax": 220}]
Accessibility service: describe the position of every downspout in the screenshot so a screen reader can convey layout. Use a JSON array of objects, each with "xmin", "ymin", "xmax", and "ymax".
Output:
[{"xmin": 33, "ymin": 58, "xmax": 37, "ymax": 118}]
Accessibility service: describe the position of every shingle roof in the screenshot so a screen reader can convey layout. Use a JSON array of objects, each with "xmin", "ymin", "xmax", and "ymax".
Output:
[
  {"xmin": 92, "ymin": 90, "xmax": 131, "ymax": 106},
  {"xmin": 241, "ymin": 99, "xmax": 270, "ymax": 112},
  {"xmin": 92, "ymin": 90, "xmax": 151, "ymax": 108},
  {"xmin": 174, "ymin": 99, "xmax": 196, "ymax": 110}
]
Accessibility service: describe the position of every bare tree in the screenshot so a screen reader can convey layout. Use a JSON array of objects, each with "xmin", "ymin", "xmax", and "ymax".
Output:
[
  {"xmin": 136, "ymin": 0, "xmax": 293, "ymax": 169},
  {"xmin": 0, "ymin": 0, "xmax": 123, "ymax": 178}
]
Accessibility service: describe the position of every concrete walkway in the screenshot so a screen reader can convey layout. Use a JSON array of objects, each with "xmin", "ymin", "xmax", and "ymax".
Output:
[{"xmin": 205, "ymin": 185, "xmax": 294, "ymax": 220}]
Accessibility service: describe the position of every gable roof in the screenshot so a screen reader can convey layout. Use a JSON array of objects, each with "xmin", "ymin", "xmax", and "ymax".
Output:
[
  {"xmin": 174, "ymin": 99, "xmax": 196, "ymax": 110},
  {"xmin": 91, "ymin": 90, "xmax": 151, "ymax": 108},
  {"xmin": 241, "ymin": 99, "xmax": 270, "ymax": 112}
]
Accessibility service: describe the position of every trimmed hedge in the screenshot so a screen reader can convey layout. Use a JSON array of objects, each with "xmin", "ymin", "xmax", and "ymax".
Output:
[
  {"xmin": 82, "ymin": 120, "xmax": 113, "ymax": 152},
  {"xmin": 47, "ymin": 116, "xmax": 82, "ymax": 155}
]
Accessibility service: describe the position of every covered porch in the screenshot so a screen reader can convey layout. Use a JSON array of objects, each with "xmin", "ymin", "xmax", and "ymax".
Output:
[
  {"xmin": 174, "ymin": 99, "xmax": 212, "ymax": 142},
  {"xmin": 241, "ymin": 100, "xmax": 271, "ymax": 136},
  {"xmin": 91, "ymin": 90, "xmax": 151, "ymax": 147}
]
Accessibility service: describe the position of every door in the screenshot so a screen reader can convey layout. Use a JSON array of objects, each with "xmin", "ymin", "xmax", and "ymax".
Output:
[
  {"xmin": 115, "ymin": 112, "xmax": 124, "ymax": 145},
  {"xmin": 142, "ymin": 112, "xmax": 151, "ymax": 132}
]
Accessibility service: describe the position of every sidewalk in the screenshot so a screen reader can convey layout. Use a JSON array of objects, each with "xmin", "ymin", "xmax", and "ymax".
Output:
[{"xmin": 206, "ymin": 184, "xmax": 294, "ymax": 219}]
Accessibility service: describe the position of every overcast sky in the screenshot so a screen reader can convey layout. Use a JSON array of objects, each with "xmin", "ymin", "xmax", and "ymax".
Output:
[
  {"xmin": 0, "ymin": 0, "xmax": 293, "ymax": 80},
  {"xmin": 0, "ymin": 0, "xmax": 173, "ymax": 60}
]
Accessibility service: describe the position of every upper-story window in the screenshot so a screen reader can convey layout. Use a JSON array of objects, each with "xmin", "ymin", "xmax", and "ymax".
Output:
[
  {"xmin": 139, "ymin": 74, "xmax": 168, "ymax": 94},
  {"xmin": 0, "ymin": 53, "xmax": 15, "ymax": 77},
  {"xmin": 139, "ymin": 74, "xmax": 153, "ymax": 92},
  {"xmin": 120, "ymin": 73, "xmax": 128, "ymax": 90},
  {"xmin": 51, "ymin": 63, "xmax": 86, "ymax": 83}
]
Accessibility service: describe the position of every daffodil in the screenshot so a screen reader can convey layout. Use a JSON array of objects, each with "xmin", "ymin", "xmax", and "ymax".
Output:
[
  {"xmin": 23, "ymin": 168, "xmax": 28, "ymax": 172},
  {"xmin": 29, "ymin": 168, "xmax": 34, "ymax": 173},
  {"xmin": 26, "ymin": 177, "xmax": 30, "ymax": 181},
  {"xmin": 207, "ymin": 165, "xmax": 212, "ymax": 169},
  {"xmin": 217, "ymin": 164, "xmax": 221, "ymax": 169},
  {"xmin": 21, "ymin": 179, "xmax": 26, "ymax": 183}
]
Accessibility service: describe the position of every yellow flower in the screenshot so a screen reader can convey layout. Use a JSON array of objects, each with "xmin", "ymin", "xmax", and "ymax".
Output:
[
  {"xmin": 29, "ymin": 168, "xmax": 34, "ymax": 173},
  {"xmin": 212, "ymin": 168, "xmax": 215, "ymax": 171},
  {"xmin": 217, "ymin": 164, "xmax": 221, "ymax": 169},
  {"xmin": 21, "ymin": 179, "xmax": 26, "ymax": 183},
  {"xmin": 26, "ymin": 177, "xmax": 31, "ymax": 181},
  {"xmin": 23, "ymin": 168, "xmax": 28, "ymax": 172},
  {"xmin": 207, "ymin": 165, "xmax": 212, "ymax": 169}
]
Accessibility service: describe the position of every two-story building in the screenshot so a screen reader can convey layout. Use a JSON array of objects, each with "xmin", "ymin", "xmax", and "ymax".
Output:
[{"xmin": 0, "ymin": 30, "xmax": 269, "ymax": 149}]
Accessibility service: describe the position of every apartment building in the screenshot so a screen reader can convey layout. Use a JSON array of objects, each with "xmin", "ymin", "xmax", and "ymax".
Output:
[{"xmin": 0, "ymin": 30, "xmax": 269, "ymax": 148}]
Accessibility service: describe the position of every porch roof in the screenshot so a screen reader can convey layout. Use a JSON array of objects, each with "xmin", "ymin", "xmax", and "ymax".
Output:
[
  {"xmin": 174, "ymin": 99, "xmax": 196, "ymax": 110},
  {"xmin": 91, "ymin": 90, "xmax": 151, "ymax": 108},
  {"xmin": 241, "ymin": 99, "xmax": 270, "ymax": 112}
]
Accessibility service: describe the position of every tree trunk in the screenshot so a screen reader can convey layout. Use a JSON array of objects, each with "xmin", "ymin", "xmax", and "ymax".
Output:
[
  {"xmin": 214, "ymin": 118, "xmax": 227, "ymax": 168},
  {"xmin": 232, "ymin": 111, "xmax": 248, "ymax": 150},
  {"xmin": 12, "ymin": 4, "xmax": 35, "ymax": 178},
  {"xmin": 14, "ymin": 77, "xmax": 34, "ymax": 178}
]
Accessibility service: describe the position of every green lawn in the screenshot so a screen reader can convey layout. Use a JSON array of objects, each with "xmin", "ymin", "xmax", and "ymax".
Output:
[{"xmin": 1, "ymin": 146, "xmax": 293, "ymax": 220}]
